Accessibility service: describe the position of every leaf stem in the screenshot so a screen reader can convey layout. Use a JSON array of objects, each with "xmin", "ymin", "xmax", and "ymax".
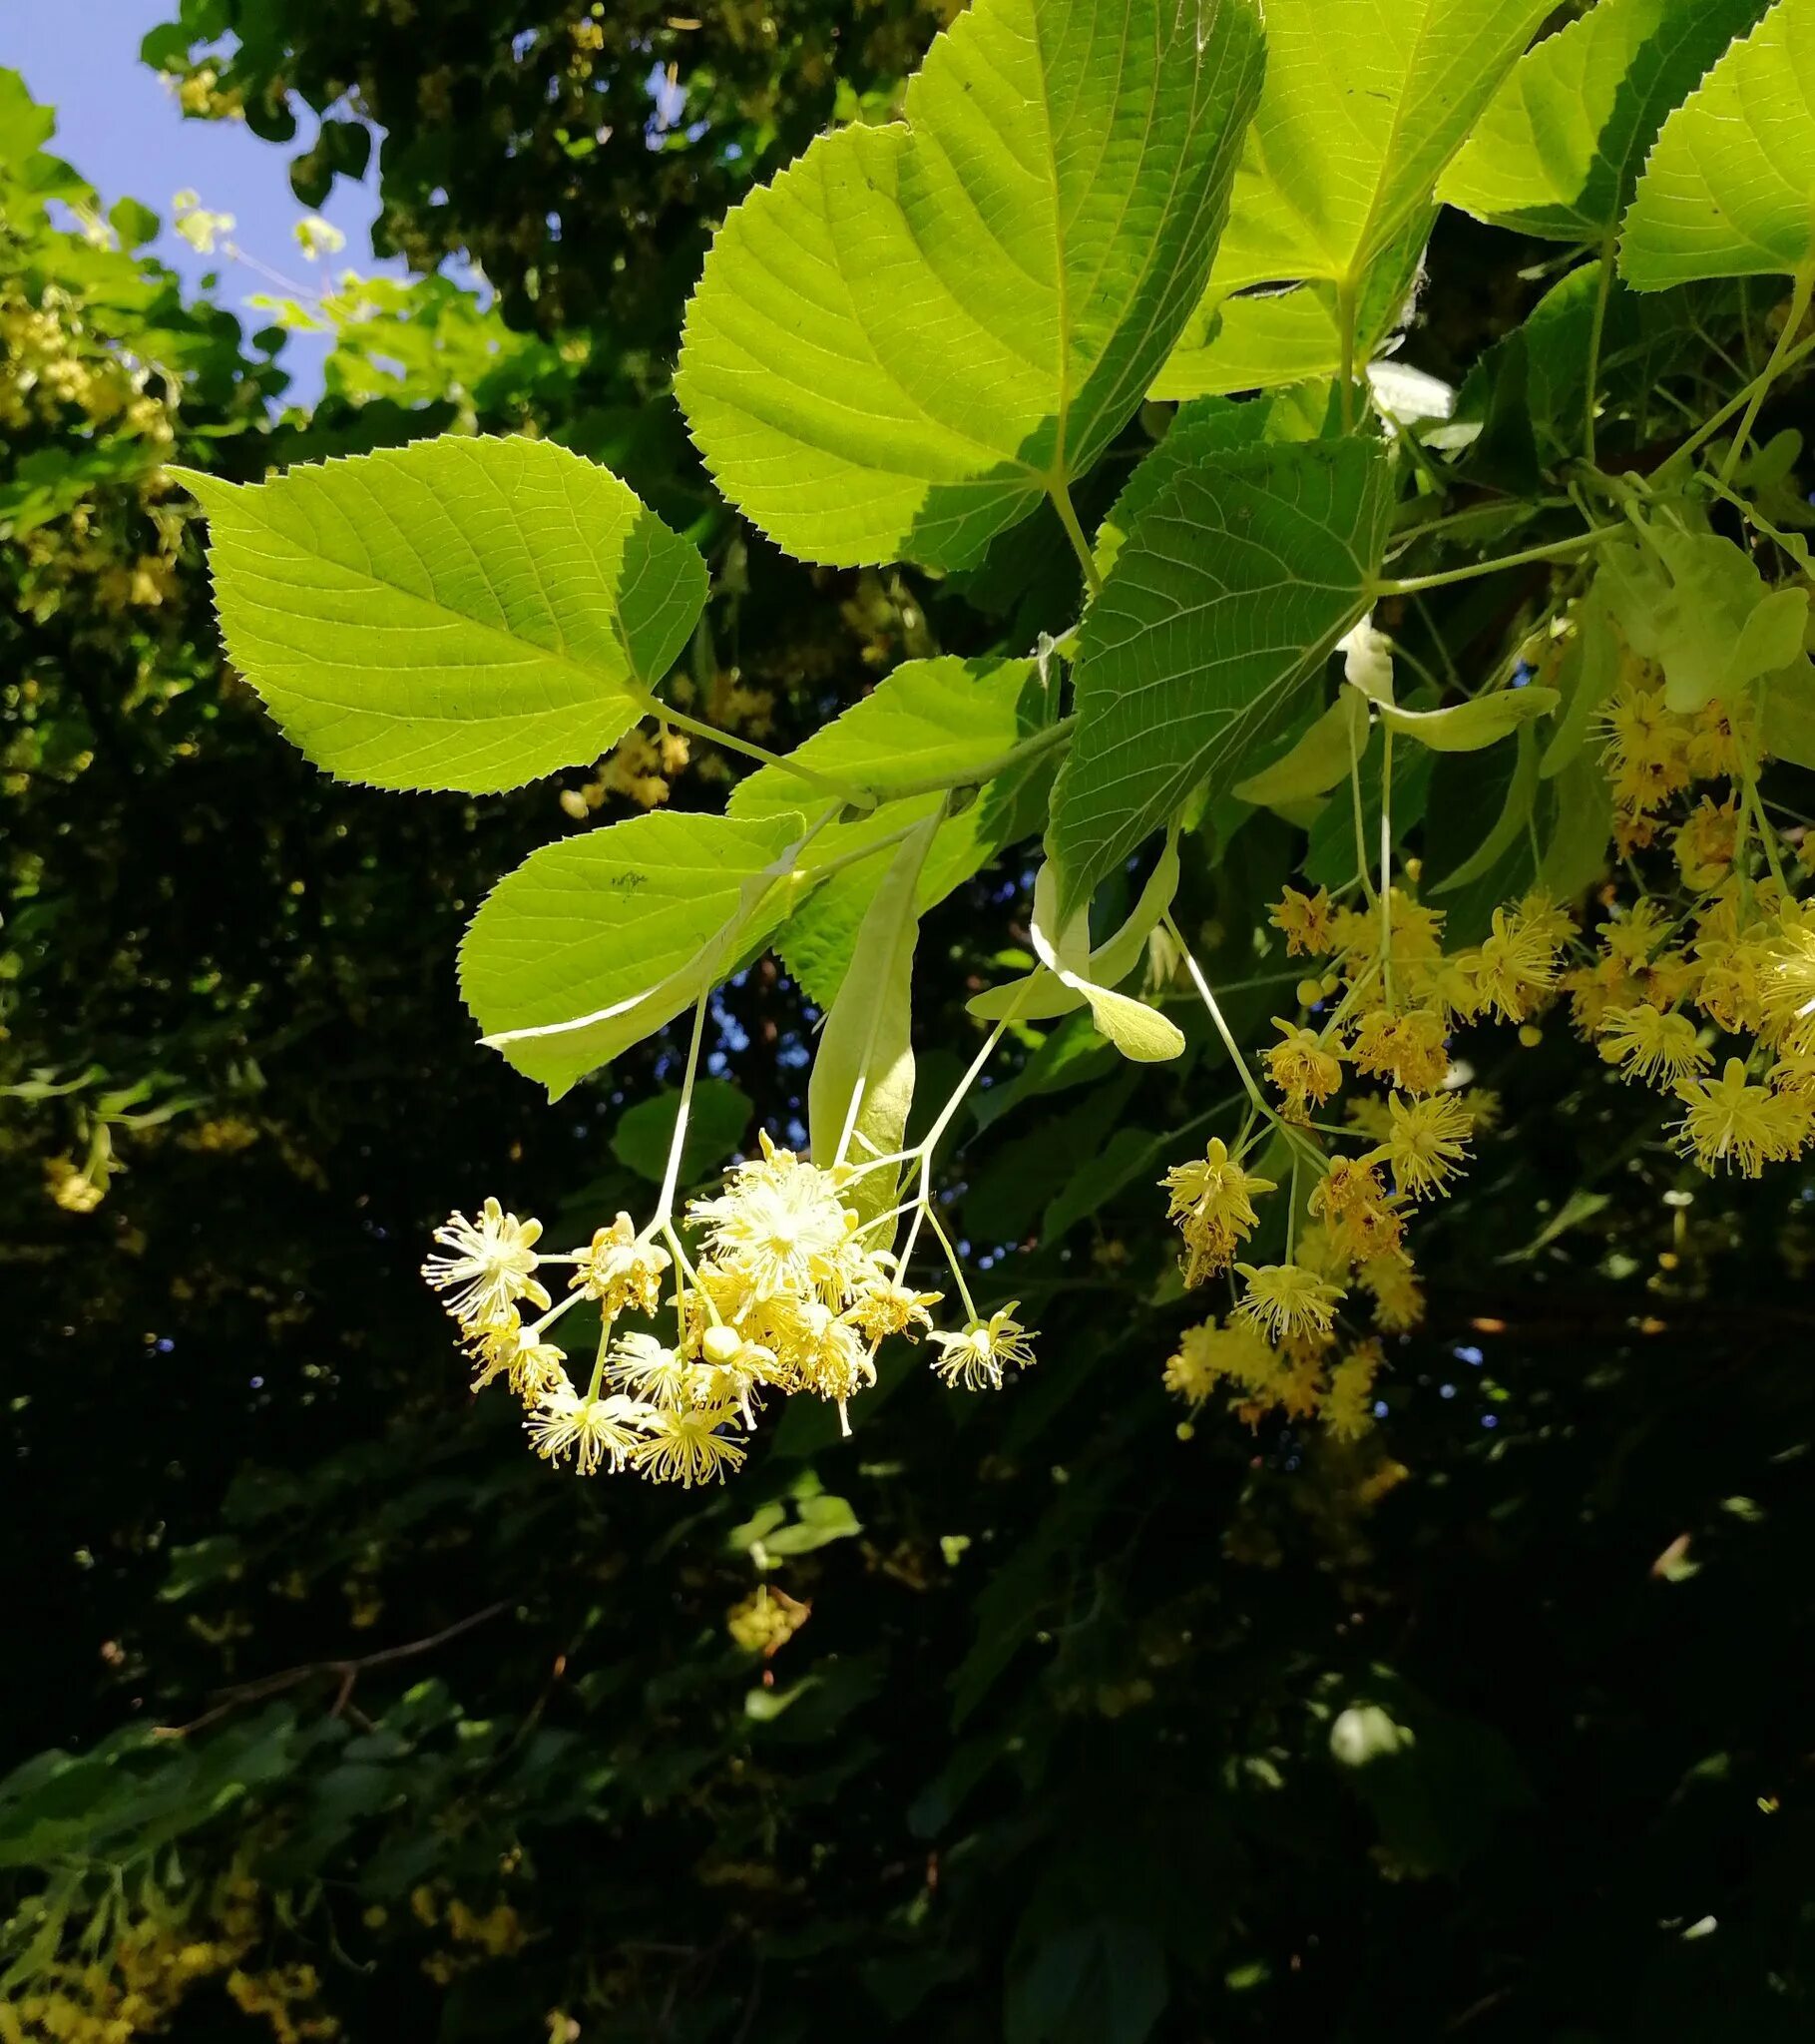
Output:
[
  {"xmin": 1049, "ymin": 479, "xmax": 1104, "ymax": 599},
  {"xmin": 640, "ymin": 696, "xmax": 877, "ymax": 810},
  {"xmin": 648, "ymin": 984, "xmax": 711, "ymax": 1231},
  {"xmin": 1373, "ymin": 525, "xmax": 1613, "ymax": 597},
  {"xmin": 1717, "ymin": 262, "xmax": 1815, "ymax": 486},
  {"xmin": 1583, "ymin": 232, "xmax": 1616, "ymax": 471},
  {"xmin": 1337, "ymin": 274, "xmax": 1360, "ymax": 432}
]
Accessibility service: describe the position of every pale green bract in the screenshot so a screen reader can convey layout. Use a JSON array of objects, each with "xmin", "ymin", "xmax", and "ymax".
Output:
[
  {"xmin": 174, "ymin": 436, "xmax": 705, "ymax": 793},
  {"xmin": 1441, "ymin": 0, "xmax": 1768, "ymax": 244},
  {"xmin": 1620, "ymin": 0, "xmax": 1815, "ymax": 288},
  {"xmin": 1049, "ymin": 439, "xmax": 1395, "ymax": 921},
  {"xmin": 459, "ymin": 810, "xmax": 804, "ymax": 1098},
  {"xmin": 674, "ymin": 0, "xmax": 1264, "ymax": 571},
  {"xmin": 729, "ymin": 656, "xmax": 1044, "ymax": 1005},
  {"xmin": 807, "ymin": 813, "xmax": 940, "ymax": 1227}
]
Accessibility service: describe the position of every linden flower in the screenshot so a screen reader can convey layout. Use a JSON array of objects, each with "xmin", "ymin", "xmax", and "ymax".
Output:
[
  {"xmin": 526, "ymin": 1389, "xmax": 650, "ymax": 1475},
  {"xmin": 1323, "ymin": 1340, "xmax": 1384, "ymax": 1442},
  {"xmin": 1467, "ymin": 906, "xmax": 1559, "ymax": 1025},
  {"xmin": 1269, "ymin": 885, "xmax": 1335, "ymax": 956},
  {"xmin": 1673, "ymin": 793, "xmax": 1739, "ymax": 891},
  {"xmin": 1264, "ymin": 1021, "xmax": 1345, "ymax": 1118},
  {"xmin": 929, "ymin": 1305, "xmax": 1037, "ymax": 1391},
  {"xmin": 1596, "ymin": 1005, "xmax": 1710, "ymax": 1088},
  {"xmin": 1159, "ymin": 1138, "xmax": 1275, "ymax": 1283},
  {"xmin": 1359, "ymin": 1252, "xmax": 1424, "ymax": 1333},
  {"xmin": 1231, "ymin": 1262, "xmax": 1344, "ymax": 1343},
  {"xmin": 1760, "ymin": 920, "xmax": 1815, "ymax": 1057},
  {"xmin": 632, "ymin": 1404, "xmax": 747, "ymax": 1485},
  {"xmin": 571, "ymin": 1212, "xmax": 671, "ymax": 1317},
  {"xmin": 605, "ymin": 1330, "xmax": 698, "ymax": 1408},
  {"xmin": 1374, "ymin": 1090, "xmax": 1473, "ymax": 1201},
  {"xmin": 1163, "ymin": 1317, "xmax": 1276, "ymax": 1408},
  {"xmin": 1673, "ymin": 1058, "xmax": 1809, "ymax": 1177},
  {"xmin": 1307, "ymin": 1157, "xmax": 1404, "ymax": 1263},
  {"xmin": 688, "ymin": 1135, "xmax": 860, "ymax": 1301},
  {"xmin": 466, "ymin": 1309, "xmax": 572, "ymax": 1403},
  {"xmin": 423, "ymin": 1197, "xmax": 549, "ymax": 1326},
  {"xmin": 1347, "ymin": 1006, "xmax": 1450, "ymax": 1095}
]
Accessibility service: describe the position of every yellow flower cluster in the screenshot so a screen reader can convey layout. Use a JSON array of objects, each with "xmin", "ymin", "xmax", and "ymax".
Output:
[
  {"xmin": 0, "ymin": 1872, "xmax": 337, "ymax": 2044},
  {"xmin": 1163, "ymin": 1313, "xmax": 1385, "ymax": 1441},
  {"xmin": 1563, "ymin": 634, "xmax": 1813, "ymax": 1176},
  {"xmin": 426, "ymin": 1135, "xmax": 1036, "ymax": 1486}
]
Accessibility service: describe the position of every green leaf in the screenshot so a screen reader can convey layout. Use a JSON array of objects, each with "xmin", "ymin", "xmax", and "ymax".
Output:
[
  {"xmin": 675, "ymin": 0, "xmax": 1264, "ymax": 570},
  {"xmin": 175, "ymin": 436, "xmax": 705, "ymax": 792},
  {"xmin": 1153, "ymin": 222, "xmax": 1430, "ymax": 402},
  {"xmin": 1621, "ymin": 0, "xmax": 1815, "ymax": 287},
  {"xmin": 1232, "ymin": 692, "xmax": 1368, "ymax": 805},
  {"xmin": 728, "ymin": 657, "xmax": 1039, "ymax": 823},
  {"xmin": 108, "ymin": 195, "xmax": 161, "ymax": 249},
  {"xmin": 1041, "ymin": 1124, "xmax": 1161, "ymax": 1239},
  {"xmin": 612, "ymin": 1081, "xmax": 753, "ymax": 1187},
  {"xmin": 1209, "ymin": 0, "xmax": 1552, "ymax": 293},
  {"xmin": 1760, "ymin": 656, "xmax": 1815, "ymax": 766},
  {"xmin": 1542, "ymin": 585, "xmax": 1622, "ymax": 776},
  {"xmin": 969, "ymin": 835, "xmax": 1180, "ymax": 1023},
  {"xmin": 1538, "ymin": 751, "xmax": 1614, "ymax": 900},
  {"xmin": 1596, "ymin": 527, "xmax": 1810, "ymax": 713},
  {"xmin": 807, "ymin": 811, "xmax": 939, "ymax": 1225},
  {"xmin": 1050, "ymin": 438, "xmax": 1394, "ymax": 919},
  {"xmin": 460, "ymin": 810, "xmax": 804, "ymax": 1098},
  {"xmin": 1442, "ymin": 0, "xmax": 1769, "ymax": 242}
]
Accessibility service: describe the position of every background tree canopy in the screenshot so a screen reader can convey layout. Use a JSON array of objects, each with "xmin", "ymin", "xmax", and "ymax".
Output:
[{"xmin": 5, "ymin": 4, "xmax": 1815, "ymax": 2041}]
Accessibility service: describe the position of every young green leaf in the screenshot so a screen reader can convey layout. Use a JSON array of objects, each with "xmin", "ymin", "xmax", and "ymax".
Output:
[
  {"xmin": 807, "ymin": 811, "xmax": 941, "ymax": 1226},
  {"xmin": 1049, "ymin": 438, "xmax": 1395, "ymax": 921},
  {"xmin": 1760, "ymin": 656, "xmax": 1815, "ymax": 767},
  {"xmin": 459, "ymin": 810, "xmax": 804, "ymax": 1098},
  {"xmin": 675, "ymin": 0, "xmax": 1264, "ymax": 570},
  {"xmin": 1620, "ymin": 0, "xmax": 1815, "ymax": 287},
  {"xmin": 613, "ymin": 1081, "xmax": 754, "ymax": 1187},
  {"xmin": 173, "ymin": 436, "xmax": 704, "ymax": 792},
  {"xmin": 1442, "ymin": 0, "xmax": 1768, "ymax": 243}
]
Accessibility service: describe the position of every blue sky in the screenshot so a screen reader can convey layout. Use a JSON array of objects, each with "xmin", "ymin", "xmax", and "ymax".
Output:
[{"xmin": 2, "ymin": 0, "xmax": 413, "ymax": 400}]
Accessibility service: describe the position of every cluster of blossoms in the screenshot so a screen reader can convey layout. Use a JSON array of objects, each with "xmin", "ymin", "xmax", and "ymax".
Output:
[
  {"xmin": 424, "ymin": 1136, "xmax": 1038, "ymax": 1485},
  {"xmin": 1156, "ymin": 879, "xmax": 1559, "ymax": 1436},
  {"xmin": 1560, "ymin": 639, "xmax": 1813, "ymax": 1174}
]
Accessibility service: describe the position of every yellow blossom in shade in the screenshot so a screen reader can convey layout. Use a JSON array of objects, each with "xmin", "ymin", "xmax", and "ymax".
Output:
[
  {"xmin": 1410, "ymin": 952, "xmax": 1486, "ymax": 1027},
  {"xmin": 1598, "ymin": 677, "xmax": 1691, "ymax": 810},
  {"xmin": 1600, "ymin": 899, "xmax": 1671, "ymax": 967},
  {"xmin": 1291, "ymin": 1219, "xmax": 1355, "ymax": 1283},
  {"xmin": 632, "ymin": 1403, "xmax": 748, "ymax": 1485},
  {"xmin": 1347, "ymin": 1005, "xmax": 1451, "ymax": 1094},
  {"xmin": 1562, "ymin": 953, "xmax": 1628, "ymax": 1033},
  {"xmin": 1343, "ymin": 1093, "xmax": 1397, "ymax": 1142},
  {"xmin": 1269, "ymin": 884, "xmax": 1335, "ymax": 955},
  {"xmin": 1359, "ymin": 1251, "xmax": 1425, "ymax": 1332},
  {"xmin": 1769, "ymin": 1053, "xmax": 1815, "ymax": 1097},
  {"xmin": 1459, "ymin": 1086, "xmax": 1502, "ymax": 1133},
  {"xmin": 570, "ymin": 1212, "xmax": 671, "ymax": 1316},
  {"xmin": 422, "ymin": 1197, "xmax": 549, "ymax": 1326},
  {"xmin": 1760, "ymin": 916, "xmax": 1815, "ymax": 1057},
  {"xmin": 929, "ymin": 1304, "xmax": 1037, "ymax": 1390},
  {"xmin": 1307, "ymin": 1157, "xmax": 1405, "ymax": 1263},
  {"xmin": 1373, "ymin": 1090, "xmax": 1474, "ymax": 1200},
  {"xmin": 1159, "ymin": 1137, "xmax": 1275, "ymax": 1283},
  {"xmin": 1685, "ymin": 693, "xmax": 1756, "ymax": 780},
  {"xmin": 687, "ymin": 1134, "xmax": 862, "ymax": 1302},
  {"xmin": 1272, "ymin": 1348, "xmax": 1327, "ymax": 1421},
  {"xmin": 1232, "ymin": 1262, "xmax": 1345, "ymax": 1342},
  {"xmin": 1263, "ymin": 1021, "xmax": 1345, "ymax": 1118},
  {"xmin": 1596, "ymin": 1004, "xmax": 1711, "ymax": 1088},
  {"xmin": 727, "ymin": 1584, "xmax": 809, "ymax": 1655},
  {"xmin": 1324, "ymin": 1340, "xmax": 1384, "ymax": 1440},
  {"xmin": 1674, "ymin": 792, "xmax": 1740, "ymax": 890},
  {"xmin": 1162, "ymin": 1316, "xmax": 1277, "ymax": 1408},
  {"xmin": 1673, "ymin": 1058, "xmax": 1810, "ymax": 1176},
  {"xmin": 1467, "ymin": 905, "xmax": 1561, "ymax": 1024},
  {"xmin": 1635, "ymin": 948, "xmax": 1701, "ymax": 1011},
  {"xmin": 1514, "ymin": 890, "xmax": 1577, "ymax": 952}
]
